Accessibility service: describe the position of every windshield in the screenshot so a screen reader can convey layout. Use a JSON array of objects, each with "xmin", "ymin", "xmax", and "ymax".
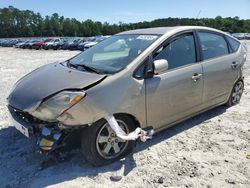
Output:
[{"xmin": 68, "ymin": 34, "xmax": 160, "ymax": 74}]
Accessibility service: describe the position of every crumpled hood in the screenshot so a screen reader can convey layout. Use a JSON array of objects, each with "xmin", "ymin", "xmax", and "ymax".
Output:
[{"xmin": 8, "ymin": 62, "xmax": 106, "ymax": 110}]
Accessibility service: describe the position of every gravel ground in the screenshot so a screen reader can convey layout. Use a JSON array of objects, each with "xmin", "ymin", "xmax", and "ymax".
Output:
[{"xmin": 0, "ymin": 44, "xmax": 249, "ymax": 188}]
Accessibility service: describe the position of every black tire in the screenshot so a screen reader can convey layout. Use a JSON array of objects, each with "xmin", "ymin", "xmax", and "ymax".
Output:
[
  {"xmin": 226, "ymin": 80, "xmax": 244, "ymax": 107},
  {"xmin": 81, "ymin": 114, "xmax": 136, "ymax": 166}
]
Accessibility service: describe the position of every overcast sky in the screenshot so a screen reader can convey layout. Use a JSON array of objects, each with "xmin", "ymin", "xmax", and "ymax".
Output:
[{"xmin": 0, "ymin": 0, "xmax": 249, "ymax": 23}]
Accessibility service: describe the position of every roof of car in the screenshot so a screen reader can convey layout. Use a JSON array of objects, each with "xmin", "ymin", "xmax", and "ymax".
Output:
[
  {"xmin": 117, "ymin": 27, "xmax": 181, "ymax": 35},
  {"xmin": 117, "ymin": 26, "xmax": 226, "ymax": 35}
]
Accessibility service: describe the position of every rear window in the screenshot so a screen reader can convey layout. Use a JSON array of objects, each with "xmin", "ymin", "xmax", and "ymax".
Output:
[
  {"xmin": 198, "ymin": 32, "xmax": 229, "ymax": 60},
  {"xmin": 226, "ymin": 36, "xmax": 240, "ymax": 53}
]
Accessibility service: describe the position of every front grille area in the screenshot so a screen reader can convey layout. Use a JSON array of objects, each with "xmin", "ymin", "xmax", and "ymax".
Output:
[
  {"xmin": 11, "ymin": 107, "xmax": 32, "ymax": 122},
  {"xmin": 8, "ymin": 105, "xmax": 47, "ymax": 125},
  {"xmin": 8, "ymin": 105, "xmax": 58, "ymax": 136},
  {"xmin": 8, "ymin": 105, "xmax": 34, "ymax": 135}
]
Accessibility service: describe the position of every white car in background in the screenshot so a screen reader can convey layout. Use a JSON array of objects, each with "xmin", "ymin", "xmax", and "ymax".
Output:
[
  {"xmin": 84, "ymin": 36, "xmax": 110, "ymax": 51},
  {"xmin": 43, "ymin": 38, "xmax": 60, "ymax": 50}
]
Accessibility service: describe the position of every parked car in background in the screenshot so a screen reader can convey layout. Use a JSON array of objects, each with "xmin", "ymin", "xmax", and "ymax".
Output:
[
  {"xmin": 61, "ymin": 38, "xmax": 74, "ymax": 50},
  {"xmin": 0, "ymin": 40, "xmax": 7, "ymax": 46},
  {"xmin": 15, "ymin": 40, "xmax": 27, "ymax": 48},
  {"xmin": 21, "ymin": 40, "xmax": 39, "ymax": 49},
  {"xmin": 7, "ymin": 39, "xmax": 20, "ymax": 47},
  {"xmin": 245, "ymin": 33, "xmax": 250, "ymax": 40},
  {"xmin": 0, "ymin": 39, "xmax": 6, "ymax": 46},
  {"xmin": 18, "ymin": 40, "xmax": 30, "ymax": 48},
  {"xmin": 83, "ymin": 36, "xmax": 110, "ymax": 51},
  {"xmin": 7, "ymin": 26, "xmax": 246, "ymax": 166},
  {"xmin": 3, "ymin": 39, "xmax": 11, "ymax": 47},
  {"xmin": 19, "ymin": 40, "xmax": 30, "ymax": 49},
  {"xmin": 31, "ymin": 38, "xmax": 51, "ymax": 50},
  {"xmin": 1, "ymin": 39, "xmax": 19, "ymax": 47},
  {"xmin": 68, "ymin": 38, "xmax": 83, "ymax": 50},
  {"xmin": 43, "ymin": 38, "xmax": 60, "ymax": 50},
  {"xmin": 232, "ymin": 33, "xmax": 245, "ymax": 40},
  {"xmin": 52, "ymin": 39, "xmax": 67, "ymax": 50},
  {"xmin": 77, "ymin": 37, "xmax": 96, "ymax": 51},
  {"xmin": 1, "ymin": 39, "xmax": 10, "ymax": 47}
]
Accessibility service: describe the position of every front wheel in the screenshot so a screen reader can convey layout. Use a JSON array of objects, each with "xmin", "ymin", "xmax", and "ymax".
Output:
[
  {"xmin": 81, "ymin": 115, "xmax": 136, "ymax": 166},
  {"xmin": 227, "ymin": 80, "xmax": 244, "ymax": 107}
]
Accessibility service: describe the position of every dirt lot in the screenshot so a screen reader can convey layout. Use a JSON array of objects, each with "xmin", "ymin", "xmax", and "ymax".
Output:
[{"xmin": 0, "ymin": 44, "xmax": 249, "ymax": 188}]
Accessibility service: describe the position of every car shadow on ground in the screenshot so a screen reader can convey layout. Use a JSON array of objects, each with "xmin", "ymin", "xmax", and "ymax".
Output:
[{"xmin": 0, "ymin": 106, "xmax": 227, "ymax": 187}]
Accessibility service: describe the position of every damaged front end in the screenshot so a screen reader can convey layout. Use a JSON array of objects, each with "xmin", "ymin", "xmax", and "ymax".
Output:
[
  {"xmin": 8, "ymin": 105, "xmax": 74, "ymax": 153},
  {"xmin": 38, "ymin": 126, "xmax": 63, "ymax": 152}
]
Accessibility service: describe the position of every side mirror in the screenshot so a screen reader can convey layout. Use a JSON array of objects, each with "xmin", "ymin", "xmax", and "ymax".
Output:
[{"xmin": 153, "ymin": 59, "xmax": 168, "ymax": 74}]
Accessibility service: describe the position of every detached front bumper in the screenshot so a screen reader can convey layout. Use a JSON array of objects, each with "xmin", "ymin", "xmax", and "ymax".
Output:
[
  {"xmin": 8, "ymin": 105, "xmax": 35, "ymax": 137},
  {"xmin": 8, "ymin": 105, "xmax": 63, "ymax": 151}
]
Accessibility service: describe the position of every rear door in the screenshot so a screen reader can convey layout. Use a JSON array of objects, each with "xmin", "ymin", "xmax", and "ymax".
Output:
[
  {"xmin": 197, "ymin": 31, "xmax": 239, "ymax": 106},
  {"xmin": 145, "ymin": 31, "xmax": 204, "ymax": 129}
]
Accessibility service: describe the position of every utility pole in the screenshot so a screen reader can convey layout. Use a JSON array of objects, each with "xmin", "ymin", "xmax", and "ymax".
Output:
[{"xmin": 196, "ymin": 10, "xmax": 202, "ymax": 19}]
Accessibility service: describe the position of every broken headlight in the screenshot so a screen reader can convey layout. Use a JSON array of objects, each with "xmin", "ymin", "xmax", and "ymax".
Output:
[{"xmin": 28, "ymin": 91, "xmax": 86, "ymax": 122}]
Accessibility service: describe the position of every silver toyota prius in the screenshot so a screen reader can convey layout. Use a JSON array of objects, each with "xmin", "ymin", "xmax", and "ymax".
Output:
[{"xmin": 7, "ymin": 26, "xmax": 246, "ymax": 165}]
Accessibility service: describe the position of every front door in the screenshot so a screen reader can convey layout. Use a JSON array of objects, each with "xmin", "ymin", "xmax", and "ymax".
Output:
[{"xmin": 145, "ymin": 32, "xmax": 204, "ymax": 129}]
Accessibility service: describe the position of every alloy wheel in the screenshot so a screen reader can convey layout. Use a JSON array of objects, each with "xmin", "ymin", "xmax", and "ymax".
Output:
[
  {"xmin": 232, "ymin": 81, "xmax": 244, "ymax": 104},
  {"xmin": 96, "ymin": 120, "xmax": 128, "ymax": 159}
]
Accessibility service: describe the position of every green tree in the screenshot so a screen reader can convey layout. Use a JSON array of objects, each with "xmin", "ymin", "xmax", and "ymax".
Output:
[{"xmin": 0, "ymin": 6, "xmax": 249, "ymax": 38}]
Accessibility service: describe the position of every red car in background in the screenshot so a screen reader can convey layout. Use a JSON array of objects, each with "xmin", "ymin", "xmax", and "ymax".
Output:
[{"xmin": 32, "ymin": 38, "xmax": 52, "ymax": 50}]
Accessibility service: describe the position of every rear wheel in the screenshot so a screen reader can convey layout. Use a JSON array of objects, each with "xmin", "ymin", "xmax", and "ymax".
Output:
[
  {"xmin": 81, "ymin": 115, "xmax": 136, "ymax": 166},
  {"xmin": 227, "ymin": 80, "xmax": 244, "ymax": 107}
]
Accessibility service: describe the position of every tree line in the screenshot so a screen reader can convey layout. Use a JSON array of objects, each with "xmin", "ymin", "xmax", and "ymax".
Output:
[{"xmin": 0, "ymin": 6, "xmax": 249, "ymax": 38}]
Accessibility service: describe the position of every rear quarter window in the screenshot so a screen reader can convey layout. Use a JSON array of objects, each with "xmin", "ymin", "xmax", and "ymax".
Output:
[{"xmin": 226, "ymin": 36, "xmax": 240, "ymax": 53}]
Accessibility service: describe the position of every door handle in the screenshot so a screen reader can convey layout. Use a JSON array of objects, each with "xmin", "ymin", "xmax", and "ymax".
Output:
[
  {"xmin": 192, "ymin": 73, "xmax": 202, "ymax": 82},
  {"xmin": 231, "ymin": 61, "xmax": 239, "ymax": 69}
]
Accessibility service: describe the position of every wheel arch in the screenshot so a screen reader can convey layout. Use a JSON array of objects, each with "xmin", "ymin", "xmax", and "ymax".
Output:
[
  {"xmin": 113, "ymin": 113, "xmax": 141, "ymax": 129},
  {"xmin": 226, "ymin": 77, "xmax": 244, "ymax": 105},
  {"xmin": 91, "ymin": 112, "xmax": 142, "ymax": 129}
]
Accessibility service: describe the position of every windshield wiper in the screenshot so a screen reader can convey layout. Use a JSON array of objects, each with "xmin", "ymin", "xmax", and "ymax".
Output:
[
  {"xmin": 75, "ymin": 64, "xmax": 102, "ymax": 74},
  {"xmin": 67, "ymin": 60, "xmax": 102, "ymax": 74}
]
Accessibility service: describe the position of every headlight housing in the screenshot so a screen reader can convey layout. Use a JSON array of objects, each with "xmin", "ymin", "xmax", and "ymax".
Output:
[{"xmin": 28, "ymin": 91, "xmax": 86, "ymax": 122}]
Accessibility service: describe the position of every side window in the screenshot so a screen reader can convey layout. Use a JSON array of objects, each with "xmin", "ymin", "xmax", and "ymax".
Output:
[
  {"xmin": 134, "ymin": 63, "xmax": 146, "ymax": 79},
  {"xmin": 134, "ymin": 57, "xmax": 150, "ymax": 79},
  {"xmin": 154, "ymin": 34, "xmax": 196, "ymax": 70},
  {"xmin": 198, "ymin": 32, "xmax": 229, "ymax": 60},
  {"xmin": 226, "ymin": 36, "xmax": 240, "ymax": 53}
]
